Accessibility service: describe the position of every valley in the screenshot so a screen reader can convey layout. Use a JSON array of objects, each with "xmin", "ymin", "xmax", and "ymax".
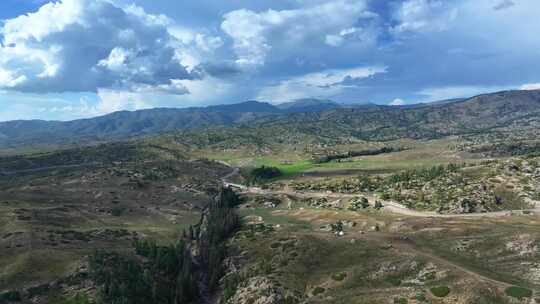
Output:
[{"xmin": 1, "ymin": 91, "xmax": 540, "ymax": 304}]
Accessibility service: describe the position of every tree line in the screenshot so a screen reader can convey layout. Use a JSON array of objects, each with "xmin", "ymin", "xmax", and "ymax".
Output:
[
  {"xmin": 313, "ymin": 147, "xmax": 404, "ymax": 164},
  {"xmin": 87, "ymin": 186, "xmax": 241, "ymax": 304}
]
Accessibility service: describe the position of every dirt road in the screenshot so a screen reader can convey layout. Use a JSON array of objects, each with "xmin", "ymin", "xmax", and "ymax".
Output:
[{"xmin": 221, "ymin": 167, "xmax": 540, "ymax": 218}]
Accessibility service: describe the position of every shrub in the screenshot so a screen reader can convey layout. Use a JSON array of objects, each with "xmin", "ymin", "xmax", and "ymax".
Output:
[
  {"xmin": 393, "ymin": 297, "xmax": 408, "ymax": 304},
  {"xmin": 331, "ymin": 272, "xmax": 347, "ymax": 281},
  {"xmin": 256, "ymin": 258, "xmax": 273, "ymax": 275},
  {"xmin": 430, "ymin": 286, "xmax": 450, "ymax": 297},
  {"xmin": 415, "ymin": 292, "xmax": 426, "ymax": 301},
  {"xmin": 504, "ymin": 286, "xmax": 532, "ymax": 299},
  {"xmin": 0, "ymin": 290, "xmax": 21, "ymax": 301},
  {"xmin": 110, "ymin": 206, "xmax": 125, "ymax": 216},
  {"xmin": 270, "ymin": 242, "xmax": 281, "ymax": 249},
  {"xmin": 385, "ymin": 275, "xmax": 401, "ymax": 286},
  {"xmin": 61, "ymin": 294, "xmax": 93, "ymax": 304},
  {"xmin": 312, "ymin": 287, "xmax": 325, "ymax": 296},
  {"xmin": 247, "ymin": 166, "xmax": 282, "ymax": 184}
]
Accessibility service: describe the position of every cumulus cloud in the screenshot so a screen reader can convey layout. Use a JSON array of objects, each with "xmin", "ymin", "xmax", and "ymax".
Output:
[
  {"xmin": 391, "ymin": 0, "xmax": 458, "ymax": 34},
  {"xmin": 520, "ymin": 83, "xmax": 540, "ymax": 91},
  {"xmin": 221, "ymin": 0, "xmax": 376, "ymax": 68},
  {"xmin": 0, "ymin": 0, "xmax": 210, "ymax": 93},
  {"xmin": 257, "ymin": 66, "xmax": 386, "ymax": 102},
  {"xmin": 417, "ymin": 85, "xmax": 514, "ymax": 102},
  {"xmin": 389, "ymin": 98, "xmax": 405, "ymax": 106},
  {"xmin": 325, "ymin": 27, "xmax": 367, "ymax": 47},
  {"xmin": 3, "ymin": 0, "xmax": 540, "ymax": 121}
]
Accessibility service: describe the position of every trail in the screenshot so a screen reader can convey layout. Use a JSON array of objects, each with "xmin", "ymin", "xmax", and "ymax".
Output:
[{"xmin": 220, "ymin": 167, "xmax": 540, "ymax": 218}]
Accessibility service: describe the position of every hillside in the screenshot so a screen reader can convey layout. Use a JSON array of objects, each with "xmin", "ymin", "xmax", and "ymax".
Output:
[
  {"xmin": 172, "ymin": 90, "xmax": 540, "ymax": 154},
  {"xmin": 264, "ymin": 90, "xmax": 540, "ymax": 139},
  {"xmin": 0, "ymin": 103, "xmax": 279, "ymax": 148},
  {"xmin": 1, "ymin": 90, "xmax": 539, "ymax": 151},
  {"xmin": 276, "ymin": 98, "xmax": 342, "ymax": 112}
]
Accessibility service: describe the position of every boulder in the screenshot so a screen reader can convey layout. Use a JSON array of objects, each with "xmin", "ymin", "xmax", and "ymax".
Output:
[{"xmin": 225, "ymin": 276, "xmax": 301, "ymax": 304}]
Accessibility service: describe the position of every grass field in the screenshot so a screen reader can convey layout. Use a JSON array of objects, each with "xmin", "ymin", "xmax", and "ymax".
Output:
[{"xmin": 207, "ymin": 138, "xmax": 482, "ymax": 180}]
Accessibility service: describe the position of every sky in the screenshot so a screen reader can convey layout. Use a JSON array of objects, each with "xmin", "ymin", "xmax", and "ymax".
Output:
[{"xmin": 0, "ymin": 0, "xmax": 539, "ymax": 121}]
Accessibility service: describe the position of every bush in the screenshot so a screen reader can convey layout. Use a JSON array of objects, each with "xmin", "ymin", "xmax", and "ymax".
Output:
[
  {"xmin": 0, "ymin": 290, "xmax": 21, "ymax": 301},
  {"xmin": 504, "ymin": 286, "xmax": 532, "ymax": 299},
  {"xmin": 331, "ymin": 272, "xmax": 347, "ymax": 281},
  {"xmin": 247, "ymin": 166, "xmax": 282, "ymax": 184},
  {"xmin": 393, "ymin": 297, "xmax": 408, "ymax": 304},
  {"xmin": 256, "ymin": 258, "xmax": 273, "ymax": 275},
  {"xmin": 430, "ymin": 286, "xmax": 450, "ymax": 297},
  {"xmin": 312, "ymin": 287, "xmax": 325, "ymax": 296},
  {"xmin": 60, "ymin": 294, "xmax": 93, "ymax": 304},
  {"xmin": 110, "ymin": 206, "xmax": 125, "ymax": 217},
  {"xmin": 385, "ymin": 275, "xmax": 402, "ymax": 286}
]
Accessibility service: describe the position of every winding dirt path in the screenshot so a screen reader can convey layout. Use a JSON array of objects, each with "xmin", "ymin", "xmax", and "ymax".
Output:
[{"xmin": 221, "ymin": 167, "xmax": 540, "ymax": 218}]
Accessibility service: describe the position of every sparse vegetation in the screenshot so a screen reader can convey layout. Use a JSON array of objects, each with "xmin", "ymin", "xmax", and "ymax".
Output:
[
  {"xmin": 504, "ymin": 286, "xmax": 532, "ymax": 299},
  {"xmin": 331, "ymin": 272, "xmax": 347, "ymax": 281},
  {"xmin": 430, "ymin": 286, "xmax": 451, "ymax": 297},
  {"xmin": 312, "ymin": 287, "xmax": 325, "ymax": 296}
]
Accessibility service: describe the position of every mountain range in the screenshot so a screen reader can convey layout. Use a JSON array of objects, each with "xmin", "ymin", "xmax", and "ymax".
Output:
[{"xmin": 1, "ymin": 90, "xmax": 539, "ymax": 148}]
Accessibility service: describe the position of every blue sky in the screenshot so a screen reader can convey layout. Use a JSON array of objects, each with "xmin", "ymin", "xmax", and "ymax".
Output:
[{"xmin": 0, "ymin": 0, "xmax": 539, "ymax": 121}]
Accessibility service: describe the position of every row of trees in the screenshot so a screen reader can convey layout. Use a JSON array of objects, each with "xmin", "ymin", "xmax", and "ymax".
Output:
[
  {"xmin": 313, "ymin": 147, "xmax": 402, "ymax": 164},
  {"xmin": 197, "ymin": 187, "xmax": 241, "ymax": 291},
  {"xmin": 89, "ymin": 241, "xmax": 198, "ymax": 304},
  {"xmin": 245, "ymin": 166, "xmax": 283, "ymax": 184}
]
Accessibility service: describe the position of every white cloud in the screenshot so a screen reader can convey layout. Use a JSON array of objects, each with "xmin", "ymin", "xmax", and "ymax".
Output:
[
  {"xmin": 325, "ymin": 35, "xmax": 345, "ymax": 47},
  {"xmin": 520, "ymin": 83, "xmax": 540, "ymax": 91},
  {"xmin": 391, "ymin": 0, "xmax": 458, "ymax": 34},
  {"xmin": 0, "ymin": 0, "xmax": 217, "ymax": 94},
  {"xmin": 94, "ymin": 89, "xmax": 152, "ymax": 114},
  {"xmin": 417, "ymin": 85, "xmax": 514, "ymax": 102},
  {"xmin": 389, "ymin": 98, "xmax": 405, "ymax": 106},
  {"xmin": 325, "ymin": 27, "xmax": 365, "ymax": 47},
  {"xmin": 257, "ymin": 66, "xmax": 386, "ymax": 102},
  {"xmin": 0, "ymin": 68, "xmax": 27, "ymax": 88},
  {"xmin": 221, "ymin": 0, "xmax": 375, "ymax": 67},
  {"xmin": 97, "ymin": 47, "xmax": 135, "ymax": 72},
  {"xmin": 89, "ymin": 76, "xmax": 234, "ymax": 116},
  {"xmin": 168, "ymin": 26, "xmax": 225, "ymax": 71}
]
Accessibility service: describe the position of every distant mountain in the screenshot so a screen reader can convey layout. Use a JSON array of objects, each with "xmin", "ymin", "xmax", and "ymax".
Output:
[
  {"xmin": 252, "ymin": 89, "xmax": 540, "ymax": 141},
  {"xmin": 1, "ymin": 90, "xmax": 540, "ymax": 150},
  {"xmin": 424, "ymin": 98, "xmax": 468, "ymax": 106},
  {"xmin": 385, "ymin": 98, "xmax": 467, "ymax": 109},
  {"xmin": 200, "ymin": 100, "xmax": 281, "ymax": 113},
  {"xmin": 276, "ymin": 98, "xmax": 342, "ymax": 113},
  {"xmin": 0, "ymin": 102, "xmax": 282, "ymax": 147}
]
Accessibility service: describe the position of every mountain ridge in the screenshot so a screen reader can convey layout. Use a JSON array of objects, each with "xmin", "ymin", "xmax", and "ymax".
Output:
[{"xmin": 1, "ymin": 89, "xmax": 539, "ymax": 148}]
